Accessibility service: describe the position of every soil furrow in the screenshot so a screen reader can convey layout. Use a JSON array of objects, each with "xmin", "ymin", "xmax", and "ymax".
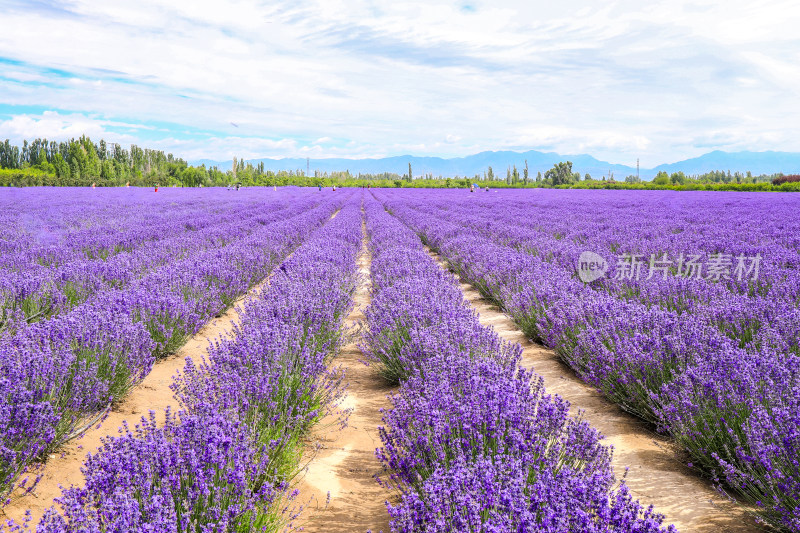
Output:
[
  {"xmin": 3, "ymin": 287, "xmax": 263, "ymax": 525},
  {"xmin": 296, "ymin": 218, "xmax": 394, "ymax": 533}
]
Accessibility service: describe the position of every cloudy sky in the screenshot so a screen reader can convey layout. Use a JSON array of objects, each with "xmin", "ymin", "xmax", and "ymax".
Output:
[{"xmin": 1, "ymin": 0, "xmax": 799, "ymax": 165}]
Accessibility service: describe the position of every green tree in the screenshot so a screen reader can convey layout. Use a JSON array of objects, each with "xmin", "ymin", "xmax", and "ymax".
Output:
[
  {"xmin": 81, "ymin": 136, "xmax": 101, "ymax": 178},
  {"xmin": 34, "ymin": 149, "xmax": 55, "ymax": 175},
  {"xmin": 69, "ymin": 158, "xmax": 81, "ymax": 180},
  {"xmin": 544, "ymin": 161, "xmax": 575, "ymax": 186},
  {"xmin": 670, "ymin": 171, "xmax": 686, "ymax": 185},
  {"xmin": 52, "ymin": 153, "xmax": 69, "ymax": 179},
  {"xmin": 652, "ymin": 172, "xmax": 670, "ymax": 185}
]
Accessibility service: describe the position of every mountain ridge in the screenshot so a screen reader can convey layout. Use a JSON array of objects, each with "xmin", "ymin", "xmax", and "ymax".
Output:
[{"xmin": 192, "ymin": 149, "xmax": 800, "ymax": 180}]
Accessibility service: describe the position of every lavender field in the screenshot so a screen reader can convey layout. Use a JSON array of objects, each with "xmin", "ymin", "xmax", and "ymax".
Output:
[
  {"xmin": 1, "ymin": 187, "xmax": 797, "ymax": 532},
  {"xmin": 377, "ymin": 188, "xmax": 800, "ymax": 531}
]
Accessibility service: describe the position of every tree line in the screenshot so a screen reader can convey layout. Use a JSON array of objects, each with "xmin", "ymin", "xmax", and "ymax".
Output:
[
  {"xmin": 0, "ymin": 136, "xmax": 224, "ymax": 187},
  {"xmin": 1, "ymin": 138, "xmax": 798, "ymax": 191}
]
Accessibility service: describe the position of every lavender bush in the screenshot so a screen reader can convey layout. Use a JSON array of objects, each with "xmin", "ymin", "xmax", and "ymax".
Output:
[{"xmin": 37, "ymin": 409, "xmax": 291, "ymax": 532}]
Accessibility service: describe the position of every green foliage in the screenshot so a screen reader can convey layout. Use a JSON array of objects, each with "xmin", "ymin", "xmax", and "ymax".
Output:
[
  {"xmin": 2, "ymin": 139, "xmax": 799, "ymax": 193},
  {"xmin": 0, "ymin": 136, "xmax": 216, "ymax": 187},
  {"xmin": 544, "ymin": 161, "xmax": 576, "ymax": 186},
  {"xmin": 669, "ymin": 171, "xmax": 686, "ymax": 184}
]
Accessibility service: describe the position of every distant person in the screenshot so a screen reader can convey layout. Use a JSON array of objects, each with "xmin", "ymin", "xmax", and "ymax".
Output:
[
  {"xmin": 318, "ymin": 185, "xmax": 322, "ymax": 191},
  {"xmin": 155, "ymin": 185, "xmax": 159, "ymax": 192}
]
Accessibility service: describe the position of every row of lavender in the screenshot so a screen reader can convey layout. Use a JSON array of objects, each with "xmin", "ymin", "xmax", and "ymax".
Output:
[
  {"xmin": 1, "ymin": 189, "xmax": 341, "ymax": 507},
  {"xmin": 6, "ymin": 193, "xmax": 364, "ymax": 531},
  {"xmin": 377, "ymin": 189, "xmax": 799, "ymax": 531},
  {"xmin": 396, "ymin": 190, "xmax": 800, "ymax": 358},
  {"xmin": 1, "ymin": 189, "xmax": 308, "ymax": 332},
  {"xmin": 362, "ymin": 195, "xmax": 676, "ymax": 532}
]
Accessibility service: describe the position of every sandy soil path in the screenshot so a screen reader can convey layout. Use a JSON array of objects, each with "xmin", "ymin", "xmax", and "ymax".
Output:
[
  {"xmin": 2, "ymin": 291, "xmax": 261, "ymax": 525},
  {"xmin": 295, "ymin": 220, "xmax": 394, "ymax": 533},
  {"xmin": 2, "ymin": 210, "xmax": 343, "ymax": 526},
  {"xmin": 426, "ymin": 247, "xmax": 760, "ymax": 533}
]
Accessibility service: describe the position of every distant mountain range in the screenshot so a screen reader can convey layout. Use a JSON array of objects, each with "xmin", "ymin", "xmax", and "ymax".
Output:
[{"xmin": 192, "ymin": 149, "xmax": 800, "ymax": 180}]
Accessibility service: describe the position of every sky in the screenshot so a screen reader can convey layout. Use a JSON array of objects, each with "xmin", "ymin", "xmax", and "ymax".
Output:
[{"xmin": 0, "ymin": 0, "xmax": 799, "ymax": 165}]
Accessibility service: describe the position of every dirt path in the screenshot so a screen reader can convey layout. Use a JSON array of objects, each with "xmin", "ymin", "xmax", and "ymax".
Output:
[
  {"xmin": 2, "ymin": 290, "xmax": 263, "ymax": 524},
  {"xmin": 295, "ymin": 220, "xmax": 394, "ymax": 533},
  {"xmin": 426, "ymin": 248, "xmax": 760, "ymax": 533},
  {"xmin": 1, "ymin": 209, "xmax": 344, "ymax": 526}
]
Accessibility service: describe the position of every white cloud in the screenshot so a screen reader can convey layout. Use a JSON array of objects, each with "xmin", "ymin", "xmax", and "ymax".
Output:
[
  {"xmin": 0, "ymin": 112, "xmax": 120, "ymax": 142},
  {"xmin": 0, "ymin": 0, "xmax": 798, "ymax": 164}
]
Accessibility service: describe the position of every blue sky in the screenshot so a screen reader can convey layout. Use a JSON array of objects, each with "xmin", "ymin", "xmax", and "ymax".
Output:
[{"xmin": 0, "ymin": 0, "xmax": 798, "ymax": 165}]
